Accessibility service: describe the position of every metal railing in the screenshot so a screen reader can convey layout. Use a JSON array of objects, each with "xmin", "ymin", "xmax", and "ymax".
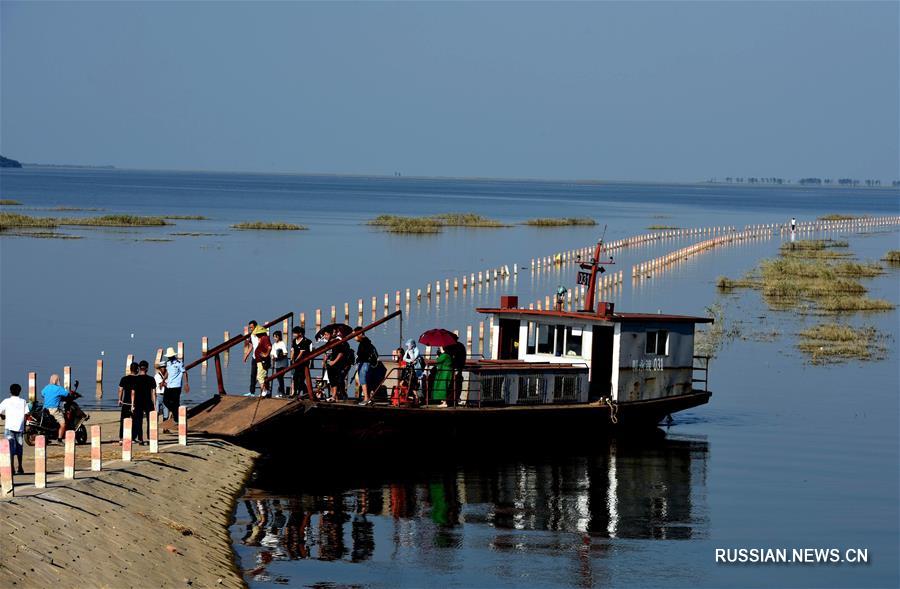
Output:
[{"xmin": 692, "ymin": 355, "xmax": 711, "ymax": 392}]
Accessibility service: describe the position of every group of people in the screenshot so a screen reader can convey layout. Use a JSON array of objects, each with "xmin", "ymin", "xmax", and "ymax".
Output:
[
  {"xmin": 396, "ymin": 339, "xmax": 466, "ymax": 407},
  {"xmin": 117, "ymin": 347, "xmax": 187, "ymax": 444}
]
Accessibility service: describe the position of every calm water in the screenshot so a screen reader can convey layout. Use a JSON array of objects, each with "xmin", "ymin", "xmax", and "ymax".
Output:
[{"xmin": 2, "ymin": 168, "xmax": 899, "ymax": 587}]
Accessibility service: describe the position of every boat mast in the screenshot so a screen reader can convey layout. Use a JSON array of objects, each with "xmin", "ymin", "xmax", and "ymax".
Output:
[{"xmin": 581, "ymin": 239, "xmax": 606, "ymax": 313}]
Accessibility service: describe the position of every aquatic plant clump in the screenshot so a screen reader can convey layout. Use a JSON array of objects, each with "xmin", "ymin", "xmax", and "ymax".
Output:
[
  {"xmin": 231, "ymin": 221, "xmax": 306, "ymax": 230},
  {"xmin": 60, "ymin": 214, "xmax": 170, "ymax": 227},
  {"xmin": 817, "ymin": 214, "xmax": 860, "ymax": 221},
  {"xmin": 165, "ymin": 215, "xmax": 209, "ymax": 220},
  {"xmin": 884, "ymin": 250, "xmax": 900, "ymax": 264},
  {"xmin": 0, "ymin": 212, "xmax": 59, "ymax": 229},
  {"xmin": 647, "ymin": 224, "xmax": 680, "ymax": 230},
  {"xmin": 524, "ymin": 218, "xmax": 598, "ymax": 227},
  {"xmin": 797, "ymin": 323, "xmax": 887, "ymax": 364},
  {"xmin": 367, "ymin": 212, "xmax": 506, "ymax": 233},
  {"xmin": 0, "ymin": 199, "xmax": 23, "ymax": 205}
]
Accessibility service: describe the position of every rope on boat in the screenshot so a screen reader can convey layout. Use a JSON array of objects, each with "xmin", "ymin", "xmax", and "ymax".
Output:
[{"xmin": 602, "ymin": 396, "xmax": 619, "ymax": 424}]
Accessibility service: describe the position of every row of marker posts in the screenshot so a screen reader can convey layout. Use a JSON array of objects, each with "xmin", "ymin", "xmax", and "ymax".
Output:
[
  {"xmin": 630, "ymin": 216, "xmax": 900, "ymax": 279},
  {"xmin": 0, "ymin": 406, "xmax": 187, "ymax": 497},
  {"xmin": 18, "ymin": 217, "xmax": 899, "ymax": 413}
]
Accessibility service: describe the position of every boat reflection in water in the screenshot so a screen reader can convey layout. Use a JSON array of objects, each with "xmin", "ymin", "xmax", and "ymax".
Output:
[{"xmin": 232, "ymin": 432, "xmax": 709, "ymax": 586}]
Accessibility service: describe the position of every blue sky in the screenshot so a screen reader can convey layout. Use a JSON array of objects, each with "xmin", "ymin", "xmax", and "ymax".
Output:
[{"xmin": 1, "ymin": 1, "xmax": 897, "ymax": 181}]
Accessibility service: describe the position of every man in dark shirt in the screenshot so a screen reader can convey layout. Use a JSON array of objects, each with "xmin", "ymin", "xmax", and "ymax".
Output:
[
  {"xmin": 131, "ymin": 361, "xmax": 157, "ymax": 444},
  {"xmin": 354, "ymin": 332, "xmax": 378, "ymax": 404},
  {"xmin": 290, "ymin": 326, "xmax": 312, "ymax": 398},
  {"xmin": 118, "ymin": 362, "xmax": 139, "ymax": 440},
  {"xmin": 446, "ymin": 341, "xmax": 467, "ymax": 406}
]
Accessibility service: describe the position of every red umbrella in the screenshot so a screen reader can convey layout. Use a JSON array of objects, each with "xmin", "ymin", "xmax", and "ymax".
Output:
[{"xmin": 418, "ymin": 328, "xmax": 459, "ymax": 347}]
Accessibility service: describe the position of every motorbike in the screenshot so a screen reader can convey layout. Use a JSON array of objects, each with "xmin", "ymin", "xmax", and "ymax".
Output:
[{"xmin": 25, "ymin": 380, "xmax": 90, "ymax": 446}]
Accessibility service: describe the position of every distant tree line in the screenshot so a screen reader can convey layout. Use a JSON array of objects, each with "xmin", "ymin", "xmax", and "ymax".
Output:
[{"xmin": 712, "ymin": 176, "xmax": 894, "ymax": 187}]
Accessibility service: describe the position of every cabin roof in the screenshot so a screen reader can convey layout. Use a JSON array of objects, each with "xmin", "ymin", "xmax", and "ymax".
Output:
[{"xmin": 475, "ymin": 307, "xmax": 714, "ymax": 324}]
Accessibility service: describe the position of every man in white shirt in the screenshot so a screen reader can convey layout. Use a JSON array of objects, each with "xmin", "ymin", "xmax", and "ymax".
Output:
[
  {"xmin": 0, "ymin": 383, "xmax": 28, "ymax": 474},
  {"xmin": 243, "ymin": 319, "xmax": 260, "ymax": 394}
]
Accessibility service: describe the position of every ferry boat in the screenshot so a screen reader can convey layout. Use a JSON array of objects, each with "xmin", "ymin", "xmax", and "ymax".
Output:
[{"xmin": 186, "ymin": 240, "xmax": 713, "ymax": 445}]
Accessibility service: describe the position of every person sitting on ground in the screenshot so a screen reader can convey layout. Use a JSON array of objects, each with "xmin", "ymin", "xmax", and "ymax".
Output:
[
  {"xmin": 0, "ymin": 383, "xmax": 28, "ymax": 474},
  {"xmin": 118, "ymin": 362, "xmax": 139, "ymax": 440},
  {"xmin": 271, "ymin": 330, "xmax": 289, "ymax": 397},
  {"xmin": 253, "ymin": 325, "xmax": 273, "ymax": 398},
  {"xmin": 164, "ymin": 347, "xmax": 189, "ymax": 430},
  {"xmin": 354, "ymin": 330, "xmax": 378, "ymax": 405},
  {"xmin": 290, "ymin": 326, "xmax": 312, "ymax": 399},
  {"xmin": 40, "ymin": 374, "xmax": 70, "ymax": 441}
]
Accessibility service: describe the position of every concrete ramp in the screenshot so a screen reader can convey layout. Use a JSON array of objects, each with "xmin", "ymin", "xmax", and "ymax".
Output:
[{"xmin": 186, "ymin": 395, "xmax": 306, "ymax": 437}]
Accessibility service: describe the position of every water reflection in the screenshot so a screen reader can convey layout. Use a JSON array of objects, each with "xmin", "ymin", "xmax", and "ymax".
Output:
[{"xmin": 234, "ymin": 434, "xmax": 708, "ymax": 584}]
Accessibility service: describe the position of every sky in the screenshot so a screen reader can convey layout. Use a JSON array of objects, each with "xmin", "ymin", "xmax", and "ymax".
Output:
[{"xmin": 1, "ymin": 1, "xmax": 898, "ymax": 182}]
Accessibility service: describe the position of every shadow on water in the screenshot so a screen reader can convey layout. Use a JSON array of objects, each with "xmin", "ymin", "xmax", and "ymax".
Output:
[{"xmin": 233, "ymin": 431, "xmax": 709, "ymax": 585}]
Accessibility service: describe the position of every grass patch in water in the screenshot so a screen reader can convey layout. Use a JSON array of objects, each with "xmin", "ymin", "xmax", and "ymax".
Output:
[
  {"xmin": 818, "ymin": 214, "xmax": 861, "ymax": 221},
  {"xmin": 165, "ymin": 215, "xmax": 208, "ymax": 220},
  {"xmin": 60, "ymin": 214, "xmax": 169, "ymax": 227},
  {"xmin": 797, "ymin": 323, "xmax": 886, "ymax": 364},
  {"xmin": 523, "ymin": 217, "xmax": 598, "ymax": 227},
  {"xmin": 0, "ymin": 199, "xmax": 22, "ymax": 206},
  {"xmin": 884, "ymin": 250, "xmax": 900, "ymax": 264},
  {"xmin": 232, "ymin": 221, "xmax": 306, "ymax": 230},
  {"xmin": 647, "ymin": 224, "xmax": 680, "ymax": 230},
  {"xmin": 0, "ymin": 212, "xmax": 59, "ymax": 229},
  {"xmin": 368, "ymin": 213, "xmax": 506, "ymax": 233}
]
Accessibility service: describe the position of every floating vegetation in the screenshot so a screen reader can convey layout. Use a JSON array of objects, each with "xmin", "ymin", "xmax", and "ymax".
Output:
[
  {"xmin": 170, "ymin": 232, "xmax": 223, "ymax": 237},
  {"xmin": 0, "ymin": 199, "xmax": 22, "ymax": 206},
  {"xmin": 1, "ymin": 230, "xmax": 82, "ymax": 240},
  {"xmin": 780, "ymin": 239, "xmax": 852, "ymax": 260},
  {"xmin": 142, "ymin": 238, "xmax": 174, "ymax": 242},
  {"xmin": 164, "ymin": 215, "xmax": 208, "ymax": 220},
  {"xmin": 368, "ymin": 212, "xmax": 506, "ymax": 234},
  {"xmin": 523, "ymin": 217, "xmax": 598, "ymax": 227},
  {"xmin": 49, "ymin": 206, "xmax": 104, "ymax": 212},
  {"xmin": 694, "ymin": 302, "xmax": 742, "ymax": 358},
  {"xmin": 1, "ymin": 212, "xmax": 169, "ymax": 230},
  {"xmin": 797, "ymin": 323, "xmax": 887, "ymax": 364},
  {"xmin": 232, "ymin": 221, "xmax": 306, "ymax": 230},
  {"xmin": 647, "ymin": 224, "xmax": 680, "ymax": 230},
  {"xmin": 0, "ymin": 212, "xmax": 59, "ymax": 229},
  {"xmin": 432, "ymin": 213, "xmax": 507, "ymax": 227},
  {"xmin": 61, "ymin": 214, "xmax": 169, "ymax": 227},
  {"xmin": 717, "ymin": 246, "xmax": 892, "ymax": 314},
  {"xmin": 817, "ymin": 214, "xmax": 860, "ymax": 221},
  {"xmin": 884, "ymin": 250, "xmax": 900, "ymax": 264}
]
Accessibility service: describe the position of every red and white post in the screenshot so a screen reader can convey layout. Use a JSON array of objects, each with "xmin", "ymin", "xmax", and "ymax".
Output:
[
  {"xmin": 0, "ymin": 438, "xmax": 13, "ymax": 497},
  {"xmin": 149, "ymin": 410, "xmax": 159, "ymax": 453},
  {"xmin": 122, "ymin": 418, "xmax": 133, "ymax": 461},
  {"xmin": 91, "ymin": 425, "xmax": 102, "ymax": 471},
  {"xmin": 64, "ymin": 430, "xmax": 76, "ymax": 479},
  {"xmin": 34, "ymin": 435, "xmax": 46, "ymax": 489},
  {"xmin": 178, "ymin": 406, "xmax": 187, "ymax": 446}
]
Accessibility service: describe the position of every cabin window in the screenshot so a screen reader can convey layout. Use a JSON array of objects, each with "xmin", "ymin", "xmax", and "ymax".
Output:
[
  {"xmin": 536, "ymin": 324, "xmax": 554, "ymax": 354},
  {"xmin": 645, "ymin": 330, "xmax": 669, "ymax": 355},
  {"xmin": 553, "ymin": 375, "xmax": 579, "ymax": 402},
  {"xmin": 480, "ymin": 375, "xmax": 506, "ymax": 403},
  {"xmin": 526, "ymin": 321, "xmax": 536, "ymax": 354},
  {"xmin": 565, "ymin": 326, "xmax": 584, "ymax": 357},
  {"xmin": 518, "ymin": 375, "xmax": 545, "ymax": 403}
]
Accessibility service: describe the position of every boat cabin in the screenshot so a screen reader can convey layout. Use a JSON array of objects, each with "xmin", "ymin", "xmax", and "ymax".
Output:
[{"xmin": 470, "ymin": 296, "xmax": 712, "ymax": 405}]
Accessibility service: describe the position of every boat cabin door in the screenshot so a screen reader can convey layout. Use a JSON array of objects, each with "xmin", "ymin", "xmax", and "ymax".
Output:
[
  {"xmin": 589, "ymin": 326, "xmax": 614, "ymax": 399},
  {"xmin": 497, "ymin": 319, "xmax": 520, "ymax": 359}
]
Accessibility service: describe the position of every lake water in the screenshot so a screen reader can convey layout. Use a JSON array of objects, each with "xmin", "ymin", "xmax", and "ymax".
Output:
[{"xmin": 2, "ymin": 168, "xmax": 899, "ymax": 587}]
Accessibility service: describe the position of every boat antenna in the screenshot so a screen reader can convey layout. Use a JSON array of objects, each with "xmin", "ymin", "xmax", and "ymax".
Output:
[{"xmin": 580, "ymin": 224, "xmax": 613, "ymax": 313}]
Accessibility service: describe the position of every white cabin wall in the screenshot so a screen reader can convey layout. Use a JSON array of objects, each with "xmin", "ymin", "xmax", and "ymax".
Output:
[{"xmin": 611, "ymin": 323, "xmax": 622, "ymax": 401}]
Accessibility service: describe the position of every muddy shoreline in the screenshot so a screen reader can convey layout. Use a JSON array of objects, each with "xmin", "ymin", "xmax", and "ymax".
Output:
[{"xmin": 0, "ymin": 411, "xmax": 258, "ymax": 588}]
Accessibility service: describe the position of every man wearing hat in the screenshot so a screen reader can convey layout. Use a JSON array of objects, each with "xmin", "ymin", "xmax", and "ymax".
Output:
[
  {"xmin": 153, "ymin": 359, "xmax": 168, "ymax": 420},
  {"xmin": 163, "ymin": 346, "xmax": 189, "ymax": 427}
]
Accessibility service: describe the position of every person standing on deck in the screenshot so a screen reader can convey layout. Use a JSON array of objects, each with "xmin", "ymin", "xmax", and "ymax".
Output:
[
  {"xmin": 322, "ymin": 331, "xmax": 351, "ymax": 401},
  {"xmin": 354, "ymin": 331, "xmax": 378, "ymax": 405},
  {"xmin": 164, "ymin": 347, "xmax": 189, "ymax": 429},
  {"xmin": 118, "ymin": 362, "xmax": 139, "ymax": 440},
  {"xmin": 402, "ymin": 339, "xmax": 424, "ymax": 394},
  {"xmin": 131, "ymin": 361, "xmax": 156, "ymax": 445},
  {"xmin": 253, "ymin": 325, "xmax": 273, "ymax": 398},
  {"xmin": 445, "ymin": 340, "xmax": 467, "ymax": 406},
  {"xmin": 40, "ymin": 374, "xmax": 69, "ymax": 442},
  {"xmin": 154, "ymin": 360, "xmax": 168, "ymax": 419},
  {"xmin": 290, "ymin": 326, "xmax": 312, "ymax": 399},
  {"xmin": 244, "ymin": 319, "xmax": 260, "ymax": 394},
  {"xmin": 271, "ymin": 331, "xmax": 289, "ymax": 397},
  {"xmin": 0, "ymin": 384, "xmax": 28, "ymax": 474},
  {"xmin": 431, "ymin": 347, "xmax": 454, "ymax": 407}
]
